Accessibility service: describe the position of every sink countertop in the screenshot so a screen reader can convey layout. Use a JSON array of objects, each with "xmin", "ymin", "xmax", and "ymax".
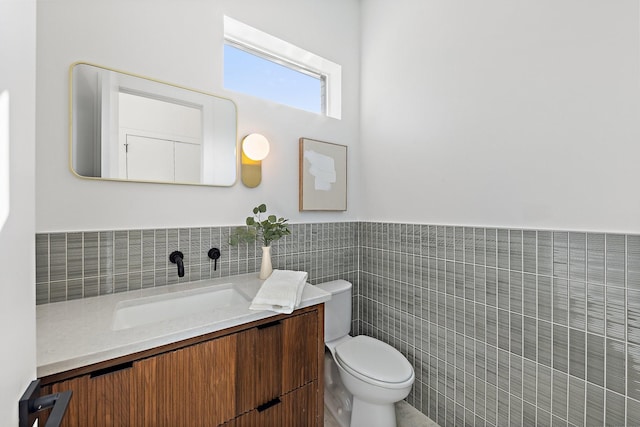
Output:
[{"xmin": 36, "ymin": 273, "xmax": 331, "ymax": 378}]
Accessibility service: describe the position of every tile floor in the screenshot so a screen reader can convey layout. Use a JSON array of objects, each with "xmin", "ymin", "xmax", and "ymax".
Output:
[{"xmin": 324, "ymin": 400, "xmax": 439, "ymax": 427}]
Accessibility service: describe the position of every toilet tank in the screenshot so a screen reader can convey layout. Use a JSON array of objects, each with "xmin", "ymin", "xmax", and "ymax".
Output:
[{"xmin": 316, "ymin": 280, "xmax": 352, "ymax": 342}]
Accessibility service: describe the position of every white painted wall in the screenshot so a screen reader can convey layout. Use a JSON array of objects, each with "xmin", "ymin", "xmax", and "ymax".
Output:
[
  {"xmin": 360, "ymin": 0, "xmax": 640, "ymax": 233},
  {"xmin": 0, "ymin": 0, "xmax": 37, "ymax": 424},
  {"xmin": 36, "ymin": 0, "xmax": 361, "ymax": 232}
]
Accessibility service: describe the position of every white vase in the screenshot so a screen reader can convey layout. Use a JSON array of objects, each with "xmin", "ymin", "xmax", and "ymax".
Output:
[{"xmin": 259, "ymin": 246, "xmax": 273, "ymax": 279}]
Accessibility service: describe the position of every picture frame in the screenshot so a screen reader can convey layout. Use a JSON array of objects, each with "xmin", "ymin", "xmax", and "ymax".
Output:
[{"xmin": 299, "ymin": 138, "xmax": 347, "ymax": 211}]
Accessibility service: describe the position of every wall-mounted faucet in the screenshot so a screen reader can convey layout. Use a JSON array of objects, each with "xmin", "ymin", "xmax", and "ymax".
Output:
[
  {"xmin": 169, "ymin": 251, "xmax": 185, "ymax": 277},
  {"xmin": 208, "ymin": 248, "xmax": 221, "ymax": 271}
]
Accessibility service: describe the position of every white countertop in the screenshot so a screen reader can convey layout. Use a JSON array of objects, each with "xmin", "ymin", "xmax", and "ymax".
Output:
[{"xmin": 37, "ymin": 273, "xmax": 330, "ymax": 378}]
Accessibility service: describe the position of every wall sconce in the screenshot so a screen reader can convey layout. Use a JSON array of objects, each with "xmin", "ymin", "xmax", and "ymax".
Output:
[{"xmin": 241, "ymin": 133, "xmax": 270, "ymax": 188}]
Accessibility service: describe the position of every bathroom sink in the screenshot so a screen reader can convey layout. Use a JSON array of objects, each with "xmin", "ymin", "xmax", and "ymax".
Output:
[{"xmin": 112, "ymin": 284, "xmax": 250, "ymax": 330}]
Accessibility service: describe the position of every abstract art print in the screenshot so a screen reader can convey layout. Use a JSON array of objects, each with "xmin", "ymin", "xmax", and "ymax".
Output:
[{"xmin": 299, "ymin": 138, "xmax": 347, "ymax": 211}]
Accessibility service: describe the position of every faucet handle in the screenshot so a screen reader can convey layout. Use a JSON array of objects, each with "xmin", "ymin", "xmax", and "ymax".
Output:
[
  {"xmin": 208, "ymin": 248, "xmax": 221, "ymax": 271},
  {"xmin": 169, "ymin": 250, "xmax": 184, "ymax": 263}
]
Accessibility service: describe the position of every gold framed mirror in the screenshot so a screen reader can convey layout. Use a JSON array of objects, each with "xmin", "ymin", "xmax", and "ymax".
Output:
[{"xmin": 70, "ymin": 62, "xmax": 238, "ymax": 186}]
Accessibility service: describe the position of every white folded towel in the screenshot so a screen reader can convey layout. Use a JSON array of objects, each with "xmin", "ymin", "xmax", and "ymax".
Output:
[{"xmin": 249, "ymin": 269, "xmax": 308, "ymax": 314}]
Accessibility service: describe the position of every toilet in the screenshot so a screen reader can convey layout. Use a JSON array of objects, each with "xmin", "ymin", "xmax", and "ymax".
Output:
[{"xmin": 316, "ymin": 280, "xmax": 415, "ymax": 427}]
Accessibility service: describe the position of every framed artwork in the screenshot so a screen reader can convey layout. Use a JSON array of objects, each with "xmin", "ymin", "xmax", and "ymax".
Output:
[{"xmin": 299, "ymin": 138, "xmax": 347, "ymax": 211}]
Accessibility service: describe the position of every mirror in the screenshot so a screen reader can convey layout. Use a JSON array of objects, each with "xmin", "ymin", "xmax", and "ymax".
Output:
[{"xmin": 70, "ymin": 62, "xmax": 237, "ymax": 186}]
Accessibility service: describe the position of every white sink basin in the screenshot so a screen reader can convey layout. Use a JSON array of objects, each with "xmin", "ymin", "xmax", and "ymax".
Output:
[{"xmin": 112, "ymin": 284, "xmax": 250, "ymax": 330}]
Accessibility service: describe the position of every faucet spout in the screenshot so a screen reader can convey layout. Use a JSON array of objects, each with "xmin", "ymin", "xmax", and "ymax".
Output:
[{"xmin": 169, "ymin": 251, "xmax": 185, "ymax": 277}]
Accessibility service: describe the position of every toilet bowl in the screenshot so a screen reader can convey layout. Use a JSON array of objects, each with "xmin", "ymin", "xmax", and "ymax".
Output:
[{"xmin": 316, "ymin": 280, "xmax": 415, "ymax": 427}]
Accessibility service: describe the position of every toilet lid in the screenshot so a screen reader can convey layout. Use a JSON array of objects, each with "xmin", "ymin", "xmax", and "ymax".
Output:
[{"xmin": 335, "ymin": 335, "xmax": 413, "ymax": 384}]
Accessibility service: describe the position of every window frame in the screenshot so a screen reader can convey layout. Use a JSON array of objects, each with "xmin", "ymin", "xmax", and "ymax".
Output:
[{"xmin": 223, "ymin": 16, "xmax": 341, "ymax": 119}]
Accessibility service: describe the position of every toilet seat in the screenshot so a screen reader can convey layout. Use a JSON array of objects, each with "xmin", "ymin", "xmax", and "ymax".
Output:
[{"xmin": 335, "ymin": 335, "xmax": 414, "ymax": 389}]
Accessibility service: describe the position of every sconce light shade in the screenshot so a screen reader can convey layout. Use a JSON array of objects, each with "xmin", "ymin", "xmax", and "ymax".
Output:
[
  {"xmin": 242, "ymin": 133, "xmax": 270, "ymax": 161},
  {"xmin": 241, "ymin": 133, "xmax": 270, "ymax": 187}
]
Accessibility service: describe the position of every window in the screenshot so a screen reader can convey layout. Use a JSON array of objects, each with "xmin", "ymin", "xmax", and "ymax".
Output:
[
  {"xmin": 224, "ymin": 44, "xmax": 324, "ymax": 115},
  {"xmin": 223, "ymin": 16, "xmax": 341, "ymax": 119}
]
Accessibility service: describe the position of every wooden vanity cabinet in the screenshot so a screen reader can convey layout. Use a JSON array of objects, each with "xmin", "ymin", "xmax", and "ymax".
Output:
[{"xmin": 40, "ymin": 304, "xmax": 324, "ymax": 427}]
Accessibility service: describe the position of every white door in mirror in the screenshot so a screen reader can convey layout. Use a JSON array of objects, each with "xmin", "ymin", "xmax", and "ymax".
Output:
[
  {"xmin": 119, "ymin": 92, "xmax": 202, "ymax": 183},
  {"xmin": 124, "ymin": 135, "xmax": 201, "ymax": 183},
  {"xmin": 0, "ymin": 91, "xmax": 9, "ymax": 232}
]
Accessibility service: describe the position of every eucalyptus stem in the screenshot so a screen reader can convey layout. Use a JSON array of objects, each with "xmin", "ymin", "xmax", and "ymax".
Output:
[{"xmin": 229, "ymin": 204, "xmax": 291, "ymax": 248}]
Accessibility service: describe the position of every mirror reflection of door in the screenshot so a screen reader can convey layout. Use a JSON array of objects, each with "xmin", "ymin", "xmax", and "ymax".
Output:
[
  {"xmin": 117, "ymin": 92, "xmax": 202, "ymax": 183},
  {"xmin": 124, "ymin": 135, "xmax": 201, "ymax": 182}
]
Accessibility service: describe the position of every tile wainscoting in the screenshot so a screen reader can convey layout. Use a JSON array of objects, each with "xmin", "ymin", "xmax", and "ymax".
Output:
[
  {"xmin": 355, "ymin": 223, "xmax": 640, "ymax": 427},
  {"xmin": 35, "ymin": 222, "xmax": 640, "ymax": 426},
  {"xmin": 35, "ymin": 222, "xmax": 359, "ymax": 305}
]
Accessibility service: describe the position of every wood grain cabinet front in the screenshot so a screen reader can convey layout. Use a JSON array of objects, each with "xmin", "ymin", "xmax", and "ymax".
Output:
[
  {"xmin": 135, "ymin": 334, "xmax": 239, "ymax": 426},
  {"xmin": 41, "ymin": 304, "xmax": 324, "ymax": 427},
  {"xmin": 48, "ymin": 334, "xmax": 237, "ymax": 426},
  {"xmin": 237, "ymin": 310, "xmax": 319, "ymax": 414},
  {"xmin": 225, "ymin": 381, "xmax": 317, "ymax": 427}
]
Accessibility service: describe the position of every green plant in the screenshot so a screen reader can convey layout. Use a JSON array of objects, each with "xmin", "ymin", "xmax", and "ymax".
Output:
[{"xmin": 230, "ymin": 203, "xmax": 291, "ymax": 247}]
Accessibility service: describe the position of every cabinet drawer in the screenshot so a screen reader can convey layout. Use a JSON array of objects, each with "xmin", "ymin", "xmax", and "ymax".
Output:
[
  {"xmin": 226, "ymin": 381, "xmax": 318, "ymax": 427},
  {"xmin": 47, "ymin": 334, "xmax": 238, "ymax": 427},
  {"xmin": 282, "ymin": 310, "xmax": 319, "ymax": 391},
  {"xmin": 137, "ymin": 334, "xmax": 238, "ymax": 426},
  {"xmin": 237, "ymin": 309, "xmax": 319, "ymax": 413},
  {"xmin": 48, "ymin": 364, "xmax": 134, "ymax": 427}
]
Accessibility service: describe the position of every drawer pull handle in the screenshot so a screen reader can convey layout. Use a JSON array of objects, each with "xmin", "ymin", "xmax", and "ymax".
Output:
[
  {"xmin": 257, "ymin": 320, "xmax": 281, "ymax": 330},
  {"xmin": 257, "ymin": 397, "xmax": 281, "ymax": 412},
  {"xmin": 90, "ymin": 362, "xmax": 133, "ymax": 378}
]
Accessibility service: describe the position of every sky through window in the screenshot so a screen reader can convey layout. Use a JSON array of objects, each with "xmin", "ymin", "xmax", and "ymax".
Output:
[{"xmin": 223, "ymin": 44, "xmax": 323, "ymax": 114}]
